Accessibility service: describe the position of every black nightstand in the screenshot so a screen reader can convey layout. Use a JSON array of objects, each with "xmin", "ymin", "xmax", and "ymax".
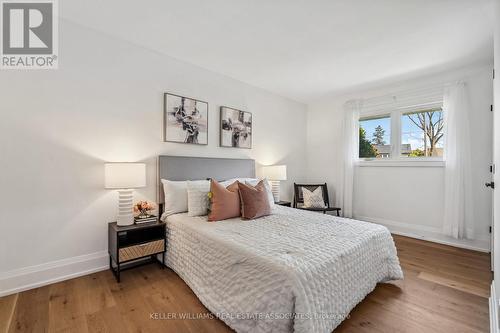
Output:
[
  {"xmin": 108, "ymin": 221, "xmax": 166, "ymax": 282},
  {"xmin": 275, "ymin": 201, "xmax": 291, "ymax": 207}
]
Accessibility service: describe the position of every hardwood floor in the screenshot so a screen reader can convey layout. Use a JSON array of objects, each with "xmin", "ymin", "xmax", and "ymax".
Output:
[{"xmin": 0, "ymin": 235, "xmax": 492, "ymax": 333}]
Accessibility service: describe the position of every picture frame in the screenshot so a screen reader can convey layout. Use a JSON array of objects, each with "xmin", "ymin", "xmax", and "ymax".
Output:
[
  {"xmin": 164, "ymin": 93, "xmax": 208, "ymax": 145},
  {"xmin": 220, "ymin": 106, "xmax": 252, "ymax": 149}
]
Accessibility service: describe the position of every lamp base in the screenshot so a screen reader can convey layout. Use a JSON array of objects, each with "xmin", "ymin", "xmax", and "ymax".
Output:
[
  {"xmin": 117, "ymin": 189, "xmax": 134, "ymax": 226},
  {"xmin": 269, "ymin": 180, "xmax": 280, "ymax": 203}
]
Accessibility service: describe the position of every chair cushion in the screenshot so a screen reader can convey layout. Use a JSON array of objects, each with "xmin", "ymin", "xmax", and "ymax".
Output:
[
  {"xmin": 302, "ymin": 187, "xmax": 327, "ymax": 208},
  {"xmin": 238, "ymin": 180, "xmax": 272, "ymax": 219}
]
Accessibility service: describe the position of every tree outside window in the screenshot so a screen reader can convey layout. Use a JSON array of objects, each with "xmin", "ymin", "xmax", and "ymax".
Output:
[
  {"xmin": 402, "ymin": 108, "xmax": 444, "ymax": 158},
  {"xmin": 372, "ymin": 125, "xmax": 386, "ymax": 145},
  {"xmin": 359, "ymin": 127, "xmax": 377, "ymax": 158}
]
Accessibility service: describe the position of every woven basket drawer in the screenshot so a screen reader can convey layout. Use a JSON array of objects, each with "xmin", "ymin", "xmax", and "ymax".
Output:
[{"xmin": 119, "ymin": 239, "xmax": 164, "ymax": 263}]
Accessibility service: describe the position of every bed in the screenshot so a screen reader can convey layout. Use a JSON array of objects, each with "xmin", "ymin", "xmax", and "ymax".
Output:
[{"xmin": 158, "ymin": 156, "xmax": 403, "ymax": 333}]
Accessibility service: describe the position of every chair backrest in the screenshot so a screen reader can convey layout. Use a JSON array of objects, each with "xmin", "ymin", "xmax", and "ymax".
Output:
[{"xmin": 293, "ymin": 183, "xmax": 330, "ymax": 208}]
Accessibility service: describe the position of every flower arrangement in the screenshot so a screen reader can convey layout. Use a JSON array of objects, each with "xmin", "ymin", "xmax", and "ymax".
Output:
[{"xmin": 134, "ymin": 201, "xmax": 156, "ymax": 219}]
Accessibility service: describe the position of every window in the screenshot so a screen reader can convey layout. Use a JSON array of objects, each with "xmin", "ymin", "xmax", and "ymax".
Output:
[
  {"xmin": 359, "ymin": 115, "xmax": 391, "ymax": 158},
  {"xmin": 358, "ymin": 105, "xmax": 444, "ymax": 162},
  {"xmin": 401, "ymin": 108, "xmax": 444, "ymax": 158}
]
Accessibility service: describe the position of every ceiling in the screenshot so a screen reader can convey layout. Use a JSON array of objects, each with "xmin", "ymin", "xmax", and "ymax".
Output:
[{"xmin": 61, "ymin": 0, "xmax": 494, "ymax": 103}]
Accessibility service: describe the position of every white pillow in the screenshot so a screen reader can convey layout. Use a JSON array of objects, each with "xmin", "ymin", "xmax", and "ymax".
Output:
[
  {"xmin": 161, "ymin": 179, "xmax": 188, "ymax": 218},
  {"xmin": 303, "ymin": 187, "xmax": 326, "ymax": 208},
  {"xmin": 221, "ymin": 177, "xmax": 258, "ymax": 187},
  {"xmin": 187, "ymin": 180, "xmax": 210, "ymax": 216},
  {"xmin": 245, "ymin": 178, "xmax": 275, "ymax": 207}
]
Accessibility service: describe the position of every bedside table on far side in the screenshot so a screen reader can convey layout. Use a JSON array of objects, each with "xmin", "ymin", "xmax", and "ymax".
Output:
[
  {"xmin": 275, "ymin": 201, "xmax": 291, "ymax": 207},
  {"xmin": 108, "ymin": 221, "xmax": 166, "ymax": 282}
]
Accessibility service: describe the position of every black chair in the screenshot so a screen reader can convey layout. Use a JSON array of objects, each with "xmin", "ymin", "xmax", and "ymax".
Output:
[{"xmin": 293, "ymin": 183, "xmax": 342, "ymax": 216}]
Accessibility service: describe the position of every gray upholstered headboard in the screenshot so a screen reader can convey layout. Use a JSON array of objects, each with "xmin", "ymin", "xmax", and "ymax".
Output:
[{"xmin": 157, "ymin": 155, "xmax": 255, "ymax": 204}]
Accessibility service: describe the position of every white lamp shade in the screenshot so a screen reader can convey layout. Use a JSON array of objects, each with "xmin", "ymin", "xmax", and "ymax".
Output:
[
  {"xmin": 262, "ymin": 165, "xmax": 287, "ymax": 181},
  {"xmin": 104, "ymin": 163, "xmax": 146, "ymax": 189}
]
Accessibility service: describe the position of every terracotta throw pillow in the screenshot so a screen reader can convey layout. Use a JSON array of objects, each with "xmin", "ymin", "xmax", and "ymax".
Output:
[
  {"xmin": 207, "ymin": 179, "xmax": 241, "ymax": 221},
  {"xmin": 238, "ymin": 180, "xmax": 272, "ymax": 219}
]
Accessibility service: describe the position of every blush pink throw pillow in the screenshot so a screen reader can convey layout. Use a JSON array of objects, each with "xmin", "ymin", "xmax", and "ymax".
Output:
[
  {"xmin": 207, "ymin": 179, "xmax": 241, "ymax": 221},
  {"xmin": 238, "ymin": 180, "xmax": 271, "ymax": 219}
]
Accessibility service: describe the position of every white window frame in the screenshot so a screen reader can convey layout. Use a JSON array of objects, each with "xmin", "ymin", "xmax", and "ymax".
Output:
[{"xmin": 357, "ymin": 102, "xmax": 445, "ymax": 167}]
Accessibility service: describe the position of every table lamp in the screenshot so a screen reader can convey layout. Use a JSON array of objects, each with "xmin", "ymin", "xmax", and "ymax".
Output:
[
  {"xmin": 262, "ymin": 165, "xmax": 287, "ymax": 202},
  {"xmin": 105, "ymin": 163, "xmax": 146, "ymax": 226}
]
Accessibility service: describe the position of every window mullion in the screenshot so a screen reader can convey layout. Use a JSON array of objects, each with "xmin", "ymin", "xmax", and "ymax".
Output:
[{"xmin": 390, "ymin": 109, "xmax": 401, "ymax": 159}]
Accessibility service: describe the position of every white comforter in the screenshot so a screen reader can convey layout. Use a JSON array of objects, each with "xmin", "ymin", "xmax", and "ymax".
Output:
[{"xmin": 164, "ymin": 206, "xmax": 403, "ymax": 333}]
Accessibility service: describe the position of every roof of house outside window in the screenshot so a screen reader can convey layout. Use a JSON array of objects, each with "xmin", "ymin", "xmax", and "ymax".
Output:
[{"xmin": 373, "ymin": 144, "xmax": 411, "ymax": 154}]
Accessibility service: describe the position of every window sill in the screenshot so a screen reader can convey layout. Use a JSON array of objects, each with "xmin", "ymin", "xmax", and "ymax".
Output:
[{"xmin": 357, "ymin": 159, "xmax": 445, "ymax": 167}]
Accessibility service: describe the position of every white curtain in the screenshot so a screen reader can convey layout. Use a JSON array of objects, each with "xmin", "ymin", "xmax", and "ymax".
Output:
[
  {"xmin": 340, "ymin": 100, "xmax": 362, "ymax": 218},
  {"xmin": 443, "ymin": 81, "xmax": 474, "ymax": 239}
]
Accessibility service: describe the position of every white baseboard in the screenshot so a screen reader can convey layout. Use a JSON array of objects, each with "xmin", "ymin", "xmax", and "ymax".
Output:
[
  {"xmin": 491, "ymin": 281, "xmax": 499, "ymax": 333},
  {"xmin": 0, "ymin": 251, "xmax": 108, "ymax": 297},
  {"xmin": 355, "ymin": 215, "xmax": 491, "ymax": 253}
]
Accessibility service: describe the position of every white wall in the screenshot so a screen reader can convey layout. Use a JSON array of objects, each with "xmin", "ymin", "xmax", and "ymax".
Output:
[
  {"xmin": 307, "ymin": 64, "xmax": 493, "ymax": 251},
  {"xmin": 0, "ymin": 21, "xmax": 307, "ymax": 295}
]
